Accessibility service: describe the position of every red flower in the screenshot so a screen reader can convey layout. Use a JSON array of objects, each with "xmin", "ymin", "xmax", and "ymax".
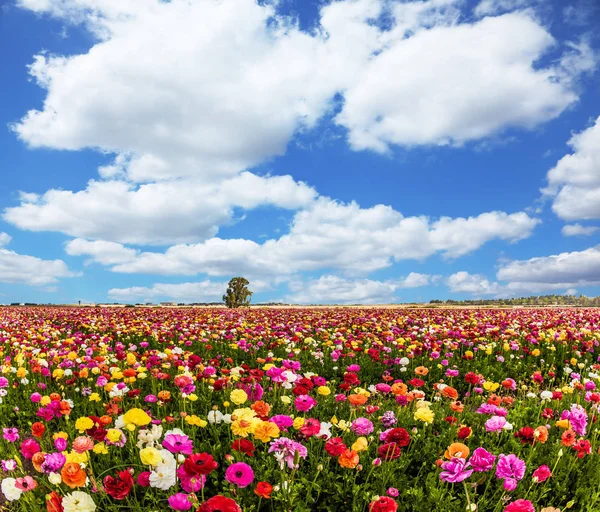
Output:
[
  {"xmin": 384, "ymin": 428, "xmax": 411, "ymax": 447},
  {"xmin": 325, "ymin": 437, "xmax": 347, "ymax": 457},
  {"xmin": 184, "ymin": 453, "xmax": 218, "ymax": 476},
  {"xmin": 573, "ymin": 439, "xmax": 592, "ymax": 458},
  {"xmin": 464, "ymin": 372, "xmax": 480, "ymax": 385},
  {"xmin": 197, "ymin": 495, "xmax": 242, "ymax": 512},
  {"xmin": 541, "ymin": 408, "xmax": 554, "ymax": 419},
  {"xmin": 46, "ymin": 491, "xmax": 63, "ymax": 512},
  {"xmin": 457, "ymin": 427, "xmax": 472, "ymax": 440},
  {"xmin": 103, "ymin": 469, "xmax": 134, "ymax": 500},
  {"xmin": 369, "ymin": 496, "xmax": 398, "ymax": 512},
  {"xmin": 408, "ymin": 378, "xmax": 424, "ymax": 388},
  {"xmin": 254, "ymin": 481, "xmax": 273, "ymax": 499},
  {"xmin": 231, "ymin": 439, "xmax": 255, "ymax": 457},
  {"xmin": 378, "ymin": 442, "xmax": 401, "ymax": 461},
  {"xmin": 514, "ymin": 427, "xmax": 535, "ymax": 445},
  {"xmin": 300, "ymin": 418, "xmax": 321, "ymax": 437},
  {"xmin": 32, "ymin": 422, "xmax": 45, "ymax": 439}
]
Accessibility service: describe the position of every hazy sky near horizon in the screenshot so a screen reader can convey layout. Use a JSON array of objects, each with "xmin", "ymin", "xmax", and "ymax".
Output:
[{"xmin": 1, "ymin": 0, "xmax": 600, "ymax": 304}]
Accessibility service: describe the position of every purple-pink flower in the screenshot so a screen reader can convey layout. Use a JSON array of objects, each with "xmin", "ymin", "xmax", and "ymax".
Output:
[
  {"xmin": 469, "ymin": 447, "xmax": 496, "ymax": 472},
  {"xmin": 163, "ymin": 434, "xmax": 193, "ymax": 455},
  {"xmin": 496, "ymin": 454, "xmax": 526, "ymax": 491},
  {"xmin": 351, "ymin": 418, "xmax": 374, "ymax": 436},
  {"xmin": 485, "ymin": 416, "xmax": 507, "ymax": 432},
  {"xmin": 225, "ymin": 462, "xmax": 254, "ymax": 488},
  {"xmin": 294, "ymin": 395, "xmax": 316, "ymax": 412},
  {"xmin": 440, "ymin": 458, "xmax": 473, "ymax": 483}
]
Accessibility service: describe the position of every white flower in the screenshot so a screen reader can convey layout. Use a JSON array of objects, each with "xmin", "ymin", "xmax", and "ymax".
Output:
[
  {"xmin": 136, "ymin": 424, "xmax": 164, "ymax": 449},
  {"xmin": 163, "ymin": 428, "xmax": 185, "ymax": 437},
  {"xmin": 208, "ymin": 410, "xmax": 224, "ymax": 424},
  {"xmin": 49, "ymin": 472, "xmax": 62, "ymax": 485},
  {"xmin": 1, "ymin": 478, "xmax": 22, "ymax": 502},
  {"xmin": 540, "ymin": 391, "xmax": 553, "ymax": 401},
  {"xmin": 502, "ymin": 421, "xmax": 513, "ymax": 431},
  {"xmin": 62, "ymin": 491, "xmax": 97, "ymax": 512},
  {"xmin": 149, "ymin": 462, "xmax": 176, "ymax": 490},
  {"xmin": 399, "ymin": 357, "xmax": 410, "ymax": 366},
  {"xmin": 526, "ymin": 392, "xmax": 537, "ymax": 399},
  {"xmin": 318, "ymin": 422, "xmax": 333, "ymax": 440}
]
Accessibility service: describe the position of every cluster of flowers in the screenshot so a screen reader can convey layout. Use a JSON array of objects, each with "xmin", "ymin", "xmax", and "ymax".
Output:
[{"xmin": 0, "ymin": 306, "xmax": 599, "ymax": 511}]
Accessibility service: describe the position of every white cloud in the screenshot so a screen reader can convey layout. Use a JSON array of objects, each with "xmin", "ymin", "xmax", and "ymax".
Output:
[
  {"xmin": 65, "ymin": 238, "xmax": 138, "ymax": 265},
  {"xmin": 335, "ymin": 11, "xmax": 594, "ymax": 152},
  {"xmin": 287, "ymin": 275, "xmax": 400, "ymax": 304},
  {"xmin": 0, "ymin": 233, "xmax": 12, "ymax": 247},
  {"xmin": 107, "ymin": 199, "xmax": 538, "ymax": 277},
  {"xmin": 398, "ymin": 272, "xmax": 440, "ymax": 288},
  {"xmin": 446, "ymin": 271, "xmax": 502, "ymax": 295},
  {"xmin": 108, "ymin": 278, "xmax": 271, "ymax": 303},
  {"xmin": 0, "ymin": 242, "xmax": 77, "ymax": 287},
  {"xmin": 12, "ymin": 0, "xmax": 594, "ymax": 177},
  {"xmin": 561, "ymin": 224, "xmax": 599, "ymax": 237},
  {"xmin": 544, "ymin": 116, "xmax": 600, "ymax": 221},
  {"xmin": 4, "ymin": 172, "xmax": 316, "ymax": 245},
  {"xmin": 474, "ymin": 0, "xmax": 541, "ymax": 17}
]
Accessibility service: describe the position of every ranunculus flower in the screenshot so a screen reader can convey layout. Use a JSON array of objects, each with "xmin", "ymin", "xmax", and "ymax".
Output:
[
  {"xmin": 198, "ymin": 495, "xmax": 241, "ymax": 512},
  {"xmin": 504, "ymin": 499, "xmax": 535, "ymax": 512},
  {"xmin": 168, "ymin": 493, "xmax": 192, "ymax": 511},
  {"xmin": 103, "ymin": 469, "xmax": 134, "ymax": 500},
  {"xmin": 439, "ymin": 458, "xmax": 473, "ymax": 483},
  {"xmin": 254, "ymin": 481, "xmax": 273, "ymax": 499},
  {"xmin": 183, "ymin": 453, "xmax": 218, "ymax": 476},
  {"xmin": 369, "ymin": 496, "xmax": 398, "ymax": 512},
  {"xmin": 225, "ymin": 462, "xmax": 254, "ymax": 488},
  {"xmin": 532, "ymin": 465, "xmax": 552, "ymax": 483},
  {"xmin": 469, "ymin": 447, "xmax": 496, "ymax": 473}
]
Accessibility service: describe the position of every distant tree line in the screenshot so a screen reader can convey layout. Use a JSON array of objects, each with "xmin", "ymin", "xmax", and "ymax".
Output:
[{"xmin": 430, "ymin": 295, "xmax": 600, "ymax": 306}]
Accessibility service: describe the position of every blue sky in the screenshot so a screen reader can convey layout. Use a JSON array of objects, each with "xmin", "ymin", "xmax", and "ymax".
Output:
[{"xmin": 1, "ymin": 0, "xmax": 600, "ymax": 304}]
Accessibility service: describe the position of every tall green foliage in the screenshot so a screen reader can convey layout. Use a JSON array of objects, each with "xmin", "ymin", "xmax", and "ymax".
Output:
[{"xmin": 223, "ymin": 277, "xmax": 253, "ymax": 308}]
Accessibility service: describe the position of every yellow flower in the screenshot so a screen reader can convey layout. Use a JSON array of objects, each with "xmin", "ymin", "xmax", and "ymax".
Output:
[
  {"xmin": 531, "ymin": 349, "xmax": 541, "ymax": 357},
  {"xmin": 88, "ymin": 393, "xmax": 101, "ymax": 402},
  {"xmin": 53, "ymin": 432, "xmax": 69, "ymax": 441},
  {"xmin": 483, "ymin": 382, "xmax": 499, "ymax": 392},
  {"xmin": 317, "ymin": 386, "xmax": 331, "ymax": 396},
  {"xmin": 556, "ymin": 419, "xmax": 571, "ymax": 430},
  {"xmin": 52, "ymin": 369, "xmax": 64, "ymax": 380},
  {"xmin": 230, "ymin": 389, "xmax": 248, "ymax": 406},
  {"xmin": 336, "ymin": 420, "xmax": 350, "ymax": 432},
  {"xmin": 106, "ymin": 429, "xmax": 123, "ymax": 443},
  {"xmin": 253, "ymin": 421, "xmax": 280, "ymax": 443},
  {"xmin": 122, "ymin": 408, "xmax": 152, "ymax": 427},
  {"xmin": 231, "ymin": 419, "xmax": 255, "ymax": 438},
  {"xmin": 40, "ymin": 395, "xmax": 51, "ymax": 406},
  {"xmin": 75, "ymin": 417, "xmax": 94, "ymax": 433},
  {"xmin": 186, "ymin": 394, "xmax": 198, "ymax": 402},
  {"xmin": 140, "ymin": 447, "xmax": 162, "ymax": 466},
  {"xmin": 93, "ymin": 442, "xmax": 108, "ymax": 455},
  {"xmin": 414, "ymin": 407, "xmax": 435, "ymax": 424},
  {"xmin": 223, "ymin": 401, "xmax": 230, "ymax": 408},
  {"xmin": 293, "ymin": 417, "xmax": 305, "ymax": 430},
  {"xmin": 64, "ymin": 450, "xmax": 88, "ymax": 464},
  {"xmin": 352, "ymin": 437, "xmax": 368, "ymax": 452},
  {"xmin": 16, "ymin": 368, "xmax": 27, "ymax": 378},
  {"xmin": 280, "ymin": 396, "xmax": 291, "ymax": 404}
]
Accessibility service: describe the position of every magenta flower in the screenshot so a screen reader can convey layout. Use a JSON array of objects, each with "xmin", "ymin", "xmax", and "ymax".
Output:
[
  {"xmin": 504, "ymin": 499, "xmax": 535, "ymax": 512},
  {"xmin": 469, "ymin": 447, "xmax": 496, "ymax": 472},
  {"xmin": 20, "ymin": 438, "xmax": 41, "ymax": 459},
  {"xmin": 54, "ymin": 437, "xmax": 68, "ymax": 451},
  {"xmin": 176, "ymin": 465, "xmax": 206, "ymax": 493},
  {"xmin": 294, "ymin": 395, "xmax": 316, "ymax": 412},
  {"xmin": 532, "ymin": 464, "xmax": 552, "ymax": 483},
  {"xmin": 168, "ymin": 493, "xmax": 193, "ymax": 511},
  {"xmin": 561, "ymin": 404, "xmax": 588, "ymax": 436},
  {"xmin": 440, "ymin": 458, "xmax": 473, "ymax": 483},
  {"xmin": 3, "ymin": 428, "xmax": 19, "ymax": 443},
  {"xmin": 225, "ymin": 462, "xmax": 254, "ymax": 488},
  {"xmin": 163, "ymin": 434, "xmax": 193, "ymax": 455},
  {"xmin": 268, "ymin": 437, "xmax": 308, "ymax": 469},
  {"xmin": 496, "ymin": 454, "xmax": 526, "ymax": 491},
  {"xmin": 351, "ymin": 418, "xmax": 374, "ymax": 435},
  {"xmin": 270, "ymin": 415, "xmax": 294, "ymax": 431},
  {"xmin": 41, "ymin": 452, "xmax": 66, "ymax": 473}
]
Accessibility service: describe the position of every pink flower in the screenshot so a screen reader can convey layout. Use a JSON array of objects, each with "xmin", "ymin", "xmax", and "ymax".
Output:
[
  {"xmin": 469, "ymin": 447, "xmax": 496, "ymax": 472},
  {"xmin": 532, "ymin": 464, "xmax": 551, "ymax": 483},
  {"xmin": 3, "ymin": 428, "xmax": 19, "ymax": 443},
  {"xmin": 504, "ymin": 499, "xmax": 535, "ymax": 512},
  {"xmin": 485, "ymin": 416, "xmax": 507, "ymax": 432},
  {"xmin": 20, "ymin": 438, "xmax": 41, "ymax": 459},
  {"xmin": 225, "ymin": 462, "xmax": 254, "ymax": 488},
  {"xmin": 351, "ymin": 418, "xmax": 374, "ymax": 436},
  {"xmin": 294, "ymin": 395, "xmax": 316, "ymax": 412},
  {"xmin": 163, "ymin": 434, "xmax": 193, "ymax": 455},
  {"xmin": 15, "ymin": 476, "xmax": 37, "ymax": 492},
  {"xmin": 176, "ymin": 465, "xmax": 206, "ymax": 493},
  {"xmin": 54, "ymin": 437, "xmax": 68, "ymax": 451},
  {"xmin": 387, "ymin": 487, "xmax": 399, "ymax": 497},
  {"xmin": 561, "ymin": 404, "xmax": 588, "ymax": 436},
  {"xmin": 440, "ymin": 458, "xmax": 473, "ymax": 483},
  {"xmin": 168, "ymin": 493, "xmax": 193, "ymax": 511},
  {"xmin": 496, "ymin": 454, "xmax": 526, "ymax": 491}
]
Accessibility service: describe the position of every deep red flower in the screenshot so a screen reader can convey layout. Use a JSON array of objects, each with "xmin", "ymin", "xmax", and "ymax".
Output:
[
  {"xmin": 231, "ymin": 439, "xmax": 255, "ymax": 457},
  {"xmin": 325, "ymin": 437, "xmax": 347, "ymax": 457},
  {"xmin": 464, "ymin": 372, "xmax": 480, "ymax": 385},
  {"xmin": 514, "ymin": 427, "xmax": 535, "ymax": 445},
  {"xmin": 103, "ymin": 469, "xmax": 134, "ymax": 500},
  {"xmin": 184, "ymin": 453, "xmax": 218, "ymax": 476},
  {"xmin": 384, "ymin": 428, "xmax": 411, "ymax": 447},
  {"xmin": 197, "ymin": 495, "xmax": 241, "ymax": 512},
  {"xmin": 378, "ymin": 442, "xmax": 401, "ymax": 461},
  {"xmin": 457, "ymin": 426, "xmax": 472, "ymax": 440},
  {"xmin": 369, "ymin": 496, "xmax": 398, "ymax": 512},
  {"xmin": 541, "ymin": 408, "xmax": 554, "ymax": 419},
  {"xmin": 254, "ymin": 481, "xmax": 273, "ymax": 499}
]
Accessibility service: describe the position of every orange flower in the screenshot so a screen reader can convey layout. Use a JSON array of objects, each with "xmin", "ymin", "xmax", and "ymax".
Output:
[
  {"xmin": 251, "ymin": 400, "xmax": 271, "ymax": 417},
  {"xmin": 501, "ymin": 379, "xmax": 514, "ymax": 389},
  {"xmin": 348, "ymin": 394, "xmax": 368, "ymax": 406},
  {"xmin": 450, "ymin": 401, "xmax": 465, "ymax": 413},
  {"xmin": 99, "ymin": 415, "xmax": 113, "ymax": 427},
  {"xmin": 501, "ymin": 397, "xmax": 514, "ymax": 406},
  {"xmin": 32, "ymin": 452, "xmax": 46, "ymax": 472},
  {"xmin": 49, "ymin": 393, "xmax": 61, "ymax": 402},
  {"xmin": 79, "ymin": 368, "xmax": 89, "ymax": 379},
  {"xmin": 444, "ymin": 443, "xmax": 470, "ymax": 460},
  {"xmin": 486, "ymin": 394, "xmax": 502, "ymax": 406},
  {"xmin": 441, "ymin": 386, "xmax": 458, "ymax": 400},
  {"xmin": 123, "ymin": 368, "xmax": 137, "ymax": 378},
  {"xmin": 415, "ymin": 366, "xmax": 429, "ymax": 376},
  {"xmin": 534, "ymin": 426, "xmax": 548, "ymax": 444},
  {"xmin": 32, "ymin": 422, "xmax": 45, "ymax": 439},
  {"xmin": 59, "ymin": 401, "xmax": 71, "ymax": 417},
  {"xmin": 561, "ymin": 429, "xmax": 576, "ymax": 447},
  {"xmin": 158, "ymin": 390, "xmax": 172, "ymax": 402},
  {"xmin": 338, "ymin": 449, "xmax": 360, "ymax": 469},
  {"xmin": 391, "ymin": 383, "xmax": 408, "ymax": 396},
  {"xmin": 61, "ymin": 462, "xmax": 87, "ymax": 488}
]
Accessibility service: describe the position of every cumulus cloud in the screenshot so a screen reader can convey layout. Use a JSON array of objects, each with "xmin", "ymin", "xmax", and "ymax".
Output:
[
  {"xmin": 5, "ymin": 173, "xmax": 316, "ymax": 245},
  {"xmin": 287, "ymin": 275, "xmax": 400, "ymax": 304},
  {"xmin": 543, "ymin": 116, "xmax": 600, "ymax": 221},
  {"xmin": 561, "ymin": 224, "xmax": 599, "ymax": 237},
  {"xmin": 0, "ymin": 235, "xmax": 77, "ymax": 286},
  {"xmin": 65, "ymin": 238, "xmax": 138, "ymax": 265},
  {"xmin": 104, "ymin": 199, "xmax": 538, "ymax": 277}
]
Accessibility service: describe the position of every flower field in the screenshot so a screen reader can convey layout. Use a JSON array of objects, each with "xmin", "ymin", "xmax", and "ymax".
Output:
[{"xmin": 1, "ymin": 307, "xmax": 600, "ymax": 512}]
